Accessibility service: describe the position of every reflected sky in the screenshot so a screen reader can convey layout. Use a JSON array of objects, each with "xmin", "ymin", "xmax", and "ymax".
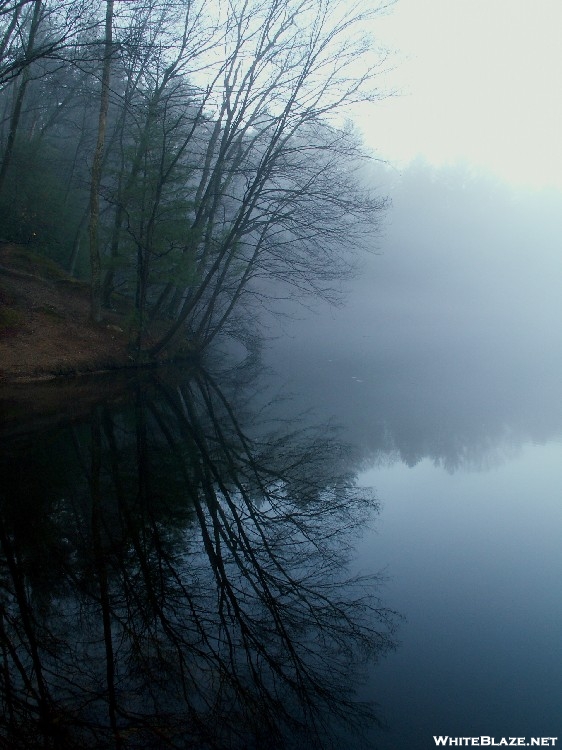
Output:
[{"xmin": 357, "ymin": 441, "xmax": 562, "ymax": 747}]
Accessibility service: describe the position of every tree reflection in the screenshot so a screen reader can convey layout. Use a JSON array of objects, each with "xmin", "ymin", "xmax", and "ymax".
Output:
[{"xmin": 0, "ymin": 367, "xmax": 397, "ymax": 749}]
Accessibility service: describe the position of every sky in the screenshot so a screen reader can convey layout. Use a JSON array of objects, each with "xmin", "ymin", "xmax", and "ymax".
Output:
[{"xmin": 356, "ymin": 0, "xmax": 562, "ymax": 190}]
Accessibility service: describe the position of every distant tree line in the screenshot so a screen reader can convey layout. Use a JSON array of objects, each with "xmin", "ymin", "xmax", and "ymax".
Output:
[{"xmin": 0, "ymin": 0, "xmax": 387, "ymax": 358}]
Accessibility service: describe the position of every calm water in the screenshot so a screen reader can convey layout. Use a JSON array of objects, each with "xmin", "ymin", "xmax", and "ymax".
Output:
[
  {"xmin": 0, "ymin": 366, "xmax": 395, "ymax": 749},
  {"xmin": 2, "ymin": 166, "xmax": 562, "ymax": 748},
  {"xmin": 358, "ymin": 443, "xmax": 562, "ymax": 748},
  {"xmin": 1, "ymin": 347, "xmax": 561, "ymax": 748},
  {"xmin": 261, "ymin": 333, "xmax": 562, "ymax": 749}
]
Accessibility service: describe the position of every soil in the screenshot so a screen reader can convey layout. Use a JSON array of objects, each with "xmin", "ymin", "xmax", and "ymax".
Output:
[{"xmin": 0, "ymin": 243, "xmax": 132, "ymax": 383}]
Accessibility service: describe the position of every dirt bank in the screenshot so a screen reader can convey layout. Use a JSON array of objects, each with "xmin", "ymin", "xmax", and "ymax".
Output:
[{"xmin": 0, "ymin": 244, "xmax": 131, "ymax": 383}]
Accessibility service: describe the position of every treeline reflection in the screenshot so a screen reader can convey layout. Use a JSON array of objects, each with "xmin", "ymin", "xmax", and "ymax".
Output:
[{"xmin": 0, "ymin": 367, "xmax": 396, "ymax": 749}]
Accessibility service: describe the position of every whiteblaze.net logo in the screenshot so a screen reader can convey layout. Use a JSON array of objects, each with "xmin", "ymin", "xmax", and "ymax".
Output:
[{"xmin": 433, "ymin": 739, "xmax": 558, "ymax": 747}]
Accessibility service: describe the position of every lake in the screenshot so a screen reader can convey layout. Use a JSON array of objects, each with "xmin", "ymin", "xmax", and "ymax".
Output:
[{"xmin": 1, "ymin": 164, "xmax": 562, "ymax": 748}]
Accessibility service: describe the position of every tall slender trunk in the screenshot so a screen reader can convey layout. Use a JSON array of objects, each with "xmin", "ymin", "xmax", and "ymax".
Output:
[{"xmin": 89, "ymin": 0, "xmax": 114, "ymax": 323}]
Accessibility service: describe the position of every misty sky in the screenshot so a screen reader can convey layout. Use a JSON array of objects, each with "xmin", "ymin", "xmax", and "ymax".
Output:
[{"xmin": 357, "ymin": 0, "xmax": 562, "ymax": 190}]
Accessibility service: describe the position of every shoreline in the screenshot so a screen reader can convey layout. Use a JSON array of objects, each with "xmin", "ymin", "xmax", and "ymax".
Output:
[{"xmin": 0, "ymin": 244, "xmax": 148, "ymax": 385}]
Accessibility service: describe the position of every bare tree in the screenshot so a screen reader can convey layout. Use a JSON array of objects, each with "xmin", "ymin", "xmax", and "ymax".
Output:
[
  {"xmin": 143, "ymin": 0, "xmax": 388, "ymax": 356},
  {"xmin": 0, "ymin": 0, "xmax": 104, "ymax": 250},
  {"xmin": 88, "ymin": 0, "xmax": 113, "ymax": 323},
  {"xmin": 85, "ymin": 0, "xmax": 387, "ymax": 356},
  {"xmin": 0, "ymin": 1, "xmax": 42, "ymax": 194}
]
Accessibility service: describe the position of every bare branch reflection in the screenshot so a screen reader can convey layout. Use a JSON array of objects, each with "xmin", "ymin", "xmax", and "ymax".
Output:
[{"xmin": 0, "ymin": 367, "xmax": 397, "ymax": 748}]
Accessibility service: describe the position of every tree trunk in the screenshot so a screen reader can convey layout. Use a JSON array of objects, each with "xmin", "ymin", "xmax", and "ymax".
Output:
[{"xmin": 88, "ymin": 0, "xmax": 114, "ymax": 323}]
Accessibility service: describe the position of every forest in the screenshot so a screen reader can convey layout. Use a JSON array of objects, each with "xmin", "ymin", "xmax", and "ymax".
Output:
[{"xmin": 0, "ymin": 0, "xmax": 387, "ymax": 361}]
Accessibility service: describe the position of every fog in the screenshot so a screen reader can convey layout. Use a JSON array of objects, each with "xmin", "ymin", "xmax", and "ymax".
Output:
[{"xmin": 263, "ymin": 162, "xmax": 562, "ymax": 470}]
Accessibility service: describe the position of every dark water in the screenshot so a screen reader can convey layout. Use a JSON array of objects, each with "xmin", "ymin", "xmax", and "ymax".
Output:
[{"xmin": 0, "ymin": 365, "xmax": 396, "ymax": 749}]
